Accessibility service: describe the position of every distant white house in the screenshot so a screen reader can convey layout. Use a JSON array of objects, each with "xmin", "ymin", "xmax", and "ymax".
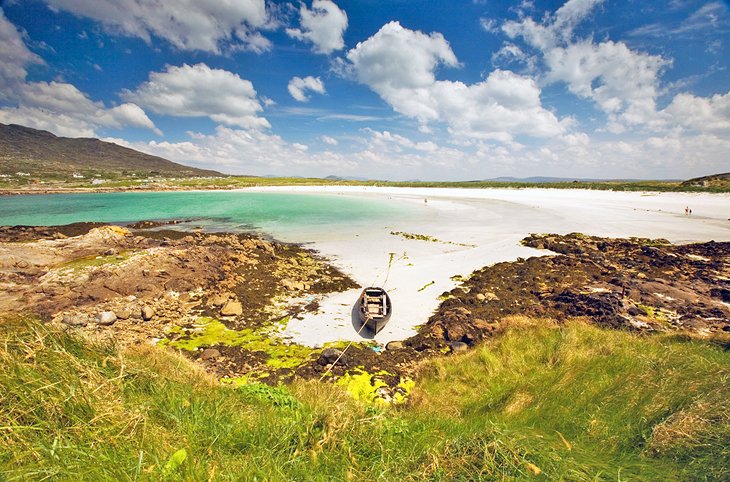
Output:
[
  {"xmin": 72, "ymin": 173, "xmax": 85, "ymax": 178},
  {"xmin": 91, "ymin": 179, "xmax": 105, "ymax": 185},
  {"xmin": 15, "ymin": 172, "xmax": 30, "ymax": 176}
]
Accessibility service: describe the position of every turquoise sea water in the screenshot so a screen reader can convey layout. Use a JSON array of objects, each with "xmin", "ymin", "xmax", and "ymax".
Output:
[{"xmin": 0, "ymin": 191, "xmax": 416, "ymax": 239}]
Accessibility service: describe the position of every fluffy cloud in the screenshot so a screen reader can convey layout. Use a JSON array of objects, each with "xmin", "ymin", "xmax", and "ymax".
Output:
[
  {"xmin": 286, "ymin": 0, "xmax": 348, "ymax": 54},
  {"xmin": 346, "ymin": 21, "xmax": 458, "ymax": 97},
  {"xmin": 288, "ymin": 76, "xmax": 326, "ymax": 102},
  {"xmin": 500, "ymin": 0, "xmax": 730, "ymax": 139},
  {"xmin": 503, "ymin": 0, "xmax": 670, "ymax": 131},
  {"xmin": 366, "ymin": 129, "xmax": 439, "ymax": 152},
  {"xmin": 663, "ymin": 92, "xmax": 730, "ymax": 135},
  {"xmin": 345, "ymin": 21, "xmax": 567, "ymax": 141},
  {"xmin": 122, "ymin": 63, "xmax": 270, "ymax": 130},
  {"xmin": 43, "ymin": 0, "xmax": 271, "ymax": 54},
  {"xmin": 106, "ymin": 126, "xmax": 358, "ymax": 174},
  {"xmin": 0, "ymin": 8, "xmax": 42, "ymax": 95},
  {"xmin": 106, "ymin": 122, "xmax": 730, "ymax": 181},
  {"xmin": 545, "ymin": 40, "xmax": 668, "ymax": 130},
  {"xmin": 319, "ymin": 135, "xmax": 338, "ymax": 145},
  {"xmin": 0, "ymin": 81, "xmax": 160, "ymax": 137},
  {"xmin": 0, "ymin": 8, "xmax": 158, "ymax": 137}
]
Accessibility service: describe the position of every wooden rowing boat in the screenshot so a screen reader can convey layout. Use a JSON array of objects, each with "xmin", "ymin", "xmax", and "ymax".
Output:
[{"xmin": 358, "ymin": 287, "xmax": 392, "ymax": 334}]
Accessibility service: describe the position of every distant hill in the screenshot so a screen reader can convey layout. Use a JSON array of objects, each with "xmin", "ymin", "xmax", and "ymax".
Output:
[
  {"xmin": 0, "ymin": 123, "xmax": 222, "ymax": 179},
  {"xmin": 480, "ymin": 176, "xmax": 645, "ymax": 183},
  {"xmin": 681, "ymin": 172, "xmax": 730, "ymax": 188},
  {"xmin": 324, "ymin": 175, "xmax": 370, "ymax": 181}
]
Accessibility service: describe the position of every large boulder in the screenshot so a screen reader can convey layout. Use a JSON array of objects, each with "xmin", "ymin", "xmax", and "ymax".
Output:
[
  {"xmin": 208, "ymin": 292, "xmax": 233, "ymax": 307},
  {"xmin": 220, "ymin": 300, "xmax": 243, "ymax": 316},
  {"xmin": 318, "ymin": 348, "xmax": 345, "ymax": 366},
  {"xmin": 85, "ymin": 225, "xmax": 132, "ymax": 242}
]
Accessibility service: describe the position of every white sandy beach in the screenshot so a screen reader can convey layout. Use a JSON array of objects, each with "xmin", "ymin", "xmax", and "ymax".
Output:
[{"xmin": 245, "ymin": 186, "xmax": 730, "ymax": 347}]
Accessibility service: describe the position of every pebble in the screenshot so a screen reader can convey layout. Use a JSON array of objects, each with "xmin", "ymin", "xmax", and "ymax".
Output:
[
  {"xmin": 115, "ymin": 308, "xmax": 132, "ymax": 320},
  {"xmin": 319, "ymin": 348, "xmax": 345, "ymax": 365},
  {"xmin": 220, "ymin": 300, "xmax": 243, "ymax": 316},
  {"xmin": 62, "ymin": 313, "xmax": 89, "ymax": 327},
  {"xmin": 96, "ymin": 311, "xmax": 117, "ymax": 326},
  {"xmin": 141, "ymin": 305, "xmax": 155, "ymax": 321},
  {"xmin": 449, "ymin": 342, "xmax": 469, "ymax": 354},
  {"xmin": 386, "ymin": 341, "xmax": 404, "ymax": 350},
  {"xmin": 200, "ymin": 348, "xmax": 221, "ymax": 361}
]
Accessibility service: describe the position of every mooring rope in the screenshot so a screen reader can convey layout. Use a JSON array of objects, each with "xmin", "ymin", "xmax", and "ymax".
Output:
[
  {"xmin": 321, "ymin": 252, "xmax": 397, "ymax": 382},
  {"xmin": 318, "ymin": 313, "xmax": 369, "ymax": 382},
  {"xmin": 371, "ymin": 252, "xmax": 400, "ymax": 289}
]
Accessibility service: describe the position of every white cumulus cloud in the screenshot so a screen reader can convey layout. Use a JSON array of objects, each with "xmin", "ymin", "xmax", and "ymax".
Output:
[
  {"xmin": 286, "ymin": 0, "xmax": 348, "ymax": 54},
  {"xmin": 122, "ymin": 63, "xmax": 270, "ymax": 130},
  {"xmin": 287, "ymin": 76, "xmax": 326, "ymax": 102},
  {"xmin": 106, "ymin": 125, "xmax": 358, "ymax": 175},
  {"xmin": 663, "ymin": 92, "xmax": 730, "ymax": 135},
  {"xmin": 0, "ymin": 8, "xmax": 43, "ymax": 96},
  {"xmin": 0, "ymin": 8, "xmax": 158, "ymax": 137},
  {"xmin": 503, "ymin": 0, "xmax": 670, "ymax": 131},
  {"xmin": 344, "ymin": 21, "xmax": 567, "ymax": 141},
  {"xmin": 42, "ymin": 0, "xmax": 271, "ymax": 54},
  {"xmin": 319, "ymin": 135, "xmax": 338, "ymax": 145}
]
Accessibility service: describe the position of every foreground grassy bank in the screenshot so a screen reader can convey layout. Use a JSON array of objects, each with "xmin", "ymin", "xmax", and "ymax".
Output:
[{"xmin": 1, "ymin": 318, "xmax": 728, "ymax": 480}]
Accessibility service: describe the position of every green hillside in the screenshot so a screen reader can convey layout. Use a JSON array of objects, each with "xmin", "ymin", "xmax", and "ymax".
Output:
[{"xmin": 0, "ymin": 123, "xmax": 222, "ymax": 180}]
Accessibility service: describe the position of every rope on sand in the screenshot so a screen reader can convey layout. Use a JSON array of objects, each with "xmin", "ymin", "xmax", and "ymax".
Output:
[
  {"xmin": 320, "ymin": 252, "xmax": 396, "ymax": 382},
  {"xmin": 318, "ymin": 314, "xmax": 369, "ymax": 382}
]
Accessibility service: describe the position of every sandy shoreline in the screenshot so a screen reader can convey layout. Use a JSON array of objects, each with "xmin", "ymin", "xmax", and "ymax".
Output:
[
  {"xmin": 3, "ymin": 185, "xmax": 728, "ymax": 347},
  {"xmin": 233, "ymin": 186, "xmax": 730, "ymax": 346}
]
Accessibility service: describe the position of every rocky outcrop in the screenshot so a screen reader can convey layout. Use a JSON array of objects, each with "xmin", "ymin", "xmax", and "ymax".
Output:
[
  {"xmin": 0, "ymin": 222, "xmax": 359, "ymax": 379},
  {"xmin": 411, "ymin": 234, "xmax": 730, "ymax": 350}
]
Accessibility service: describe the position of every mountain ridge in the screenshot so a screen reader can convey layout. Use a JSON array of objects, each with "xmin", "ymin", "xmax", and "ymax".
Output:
[{"xmin": 0, "ymin": 123, "xmax": 222, "ymax": 179}]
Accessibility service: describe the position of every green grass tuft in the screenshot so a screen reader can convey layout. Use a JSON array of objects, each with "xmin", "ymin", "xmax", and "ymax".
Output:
[{"xmin": 1, "ymin": 317, "xmax": 728, "ymax": 480}]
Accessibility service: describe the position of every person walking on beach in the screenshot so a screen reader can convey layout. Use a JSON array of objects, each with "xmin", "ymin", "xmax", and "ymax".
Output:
[{"xmin": 685, "ymin": 206, "xmax": 689, "ymax": 216}]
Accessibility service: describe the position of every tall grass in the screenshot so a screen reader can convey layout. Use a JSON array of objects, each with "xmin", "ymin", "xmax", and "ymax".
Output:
[
  {"xmin": 415, "ymin": 317, "xmax": 730, "ymax": 480},
  {"xmin": 1, "ymin": 318, "xmax": 728, "ymax": 480}
]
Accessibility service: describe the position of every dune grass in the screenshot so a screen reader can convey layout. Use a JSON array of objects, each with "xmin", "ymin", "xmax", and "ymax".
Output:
[
  {"xmin": 171, "ymin": 176, "xmax": 730, "ymax": 193},
  {"xmin": 0, "ymin": 317, "xmax": 727, "ymax": 480},
  {"xmin": 4, "ymin": 175, "xmax": 730, "ymax": 192}
]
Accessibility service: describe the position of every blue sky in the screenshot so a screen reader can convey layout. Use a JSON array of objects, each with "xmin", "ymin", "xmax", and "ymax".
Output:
[{"xmin": 1, "ymin": 0, "xmax": 728, "ymax": 180}]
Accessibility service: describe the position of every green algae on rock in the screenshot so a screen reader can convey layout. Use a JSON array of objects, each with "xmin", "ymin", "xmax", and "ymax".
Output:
[
  {"xmin": 336, "ymin": 368, "xmax": 415, "ymax": 405},
  {"xmin": 162, "ymin": 317, "xmax": 316, "ymax": 370},
  {"xmin": 56, "ymin": 249, "xmax": 137, "ymax": 271}
]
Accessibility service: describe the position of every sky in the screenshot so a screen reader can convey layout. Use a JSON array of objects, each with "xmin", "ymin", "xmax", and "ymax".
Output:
[{"xmin": 0, "ymin": 0, "xmax": 729, "ymax": 180}]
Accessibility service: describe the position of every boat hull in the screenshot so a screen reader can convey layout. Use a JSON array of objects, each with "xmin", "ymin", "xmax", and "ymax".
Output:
[{"xmin": 358, "ymin": 287, "xmax": 392, "ymax": 334}]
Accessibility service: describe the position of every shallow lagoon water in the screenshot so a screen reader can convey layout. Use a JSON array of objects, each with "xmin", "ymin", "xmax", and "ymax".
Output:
[{"xmin": 0, "ymin": 191, "xmax": 419, "ymax": 240}]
